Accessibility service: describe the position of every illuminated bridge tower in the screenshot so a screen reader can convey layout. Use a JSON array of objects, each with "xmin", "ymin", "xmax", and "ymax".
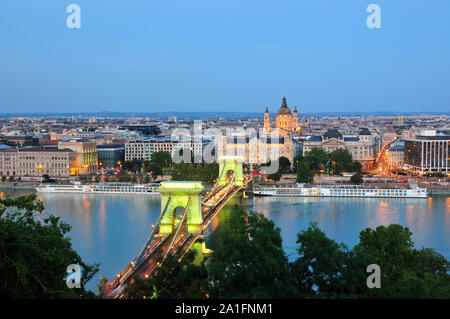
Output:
[
  {"xmin": 158, "ymin": 181, "xmax": 204, "ymax": 234},
  {"xmin": 218, "ymin": 155, "xmax": 244, "ymax": 187}
]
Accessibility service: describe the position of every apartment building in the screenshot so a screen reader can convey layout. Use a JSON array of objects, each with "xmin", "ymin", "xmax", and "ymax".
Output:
[{"xmin": 125, "ymin": 137, "xmax": 203, "ymax": 162}]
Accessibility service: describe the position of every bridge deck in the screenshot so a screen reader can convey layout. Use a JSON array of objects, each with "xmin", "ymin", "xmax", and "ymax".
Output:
[{"xmin": 105, "ymin": 175, "xmax": 251, "ymax": 298}]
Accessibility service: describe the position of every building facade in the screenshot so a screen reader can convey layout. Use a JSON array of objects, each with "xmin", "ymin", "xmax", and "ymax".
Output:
[
  {"xmin": 97, "ymin": 144, "xmax": 125, "ymax": 168},
  {"xmin": 219, "ymin": 133, "xmax": 294, "ymax": 165},
  {"xmin": 125, "ymin": 137, "xmax": 203, "ymax": 162},
  {"xmin": 404, "ymin": 134, "xmax": 449, "ymax": 174},
  {"xmin": 58, "ymin": 139, "xmax": 98, "ymax": 175},
  {"xmin": 303, "ymin": 128, "xmax": 378, "ymax": 170},
  {"xmin": 387, "ymin": 141, "xmax": 405, "ymax": 170},
  {"xmin": 264, "ymin": 97, "xmax": 301, "ymax": 136},
  {"xmin": 0, "ymin": 148, "xmax": 76, "ymax": 178}
]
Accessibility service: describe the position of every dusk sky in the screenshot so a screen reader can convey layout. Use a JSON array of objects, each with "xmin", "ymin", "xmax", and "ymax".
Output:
[{"xmin": 1, "ymin": 0, "xmax": 449, "ymax": 114}]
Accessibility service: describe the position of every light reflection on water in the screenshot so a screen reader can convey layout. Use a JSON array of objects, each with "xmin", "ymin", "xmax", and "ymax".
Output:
[
  {"xmin": 240, "ymin": 196, "xmax": 450, "ymax": 262},
  {"xmin": 1, "ymin": 188, "xmax": 449, "ymax": 293}
]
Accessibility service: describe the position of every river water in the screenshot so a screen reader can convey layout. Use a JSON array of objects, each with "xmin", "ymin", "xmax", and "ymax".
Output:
[{"xmin": 1, "ymin": 188, "xmax": 449, "ymax": 293}]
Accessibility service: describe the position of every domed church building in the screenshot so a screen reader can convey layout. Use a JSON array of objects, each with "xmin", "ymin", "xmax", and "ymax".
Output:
[{"xmin": 264, "ymin": 97, "xmax": 300, "ymax": 136}]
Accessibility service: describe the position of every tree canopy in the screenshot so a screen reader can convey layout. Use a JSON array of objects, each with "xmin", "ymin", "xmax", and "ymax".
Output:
[
  {"xmin": 296, "ymin": 160, "xmax": 314, "ymax": 183},
  {"xmin": 0, "ymin": 194, "xmax": 99, "ymax": 298},
  {"xmin": 123, "ymin": 206, "xmax": 450, "ymax": 299},
  {"xmin": 304, "ymin": 147, "xmax": 362, "ymax": 174}
]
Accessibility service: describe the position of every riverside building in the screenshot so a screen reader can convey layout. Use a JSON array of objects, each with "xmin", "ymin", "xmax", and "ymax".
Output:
[
  {"xmin": 0, "ymin": 148, "xmax": 76, "ymax": 179},
  {"xmin": 404, "ymin": 132, "xmax": 449, "ymax": 174}
]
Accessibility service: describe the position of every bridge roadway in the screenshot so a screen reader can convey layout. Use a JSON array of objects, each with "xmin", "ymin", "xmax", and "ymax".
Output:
[{"xmin": 104, "ymin": 175, "xmax": 251, "ymax": 298}]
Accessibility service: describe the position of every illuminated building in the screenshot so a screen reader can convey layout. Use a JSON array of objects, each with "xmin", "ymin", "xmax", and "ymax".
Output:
[
  {"xmin": 404, "ymin": 132, "xmax": 449, "ymax": 174},
  {"xmin": 303, "ymin": 128, "xmax": 378, "ymax": 170},
  {"xmin": 219, "ymin": 133, "xmax": 294, "ymax": 165},
  {"xmin": 263, "ymin": 106, "xmax": 271, "ymax": 133},
  {"xmin": 97, "ymin": 144, "xmax": 125, "ymax": 168},
  {"xmin": 58, "ymin": 139, "xmax": 98, "ymax": 175},
  {"xmin": 0, "ymin": 148, "xmax": 76, "ymax": 178},
  {"xmin": 264, "ymin": 97, "xmax": 301, "ymax": 136},
  {"xmin": 0, "ymin": 135, "xmax": 39, "ymax": 147},
  {"xmin": 125, "ymin": 137, "xmax": 203, "ymax": 162},
  {"xmin": 387, "ymin": 141, "xmax": 405, "ymax": 169}
]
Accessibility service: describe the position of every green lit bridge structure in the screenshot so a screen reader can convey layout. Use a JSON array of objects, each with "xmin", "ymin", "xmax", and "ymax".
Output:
[{"xmin": 104, "ymin": 156, "xmax": 250, "ymax": 298}]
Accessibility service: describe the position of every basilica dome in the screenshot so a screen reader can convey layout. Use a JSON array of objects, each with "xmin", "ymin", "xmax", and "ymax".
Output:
[{"xmin": 277, "ymin": 97, "xmax": 291, "ymax": 115}]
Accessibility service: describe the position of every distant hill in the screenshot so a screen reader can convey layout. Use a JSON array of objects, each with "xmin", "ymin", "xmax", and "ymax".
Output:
[{"xmin": 0, "ymin": 111, "xmax": 448, "ymax": 119}]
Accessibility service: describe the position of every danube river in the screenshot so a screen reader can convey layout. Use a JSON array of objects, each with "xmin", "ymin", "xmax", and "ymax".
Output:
[{"xmin": 2, "ymin": 188, "xmax": 449, "ymax": 293}]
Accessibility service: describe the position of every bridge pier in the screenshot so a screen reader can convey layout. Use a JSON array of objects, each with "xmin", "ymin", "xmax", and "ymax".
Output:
[
  {"xmin": 218, "ymin": 155, "xmax": 244, "ymax": 187},
  {"xmin": 158, "ymin": 181, "xmax": 204, "ymax": 234}
]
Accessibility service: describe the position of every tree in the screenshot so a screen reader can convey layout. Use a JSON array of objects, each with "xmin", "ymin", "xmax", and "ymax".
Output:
[
  {"xmin": 171, "ymin": 162, "xmax": 219, "ymax": 183},
  {"xmin": 297, "ymin": 161, "xmax": 314, "ymax": 183},
  {"xmin": 0, "ymin": 194, "xmax": 99, "ymax": 298},
  {"xmin": 292, "ymin": 223, "xmax": 352, "ymax": 297},
  {"xmin": 350, "ymin": 173, "xmax": 363, "ymax": 184},
  {"xmin": 122, "ymin": 159, "xmax": 143, "ymax": 173},
  {"xmin": 124, "ymin": 251, "xmax": 209, "ymax": 299},
  {"xmin": 352, "ymin": 161, "xmax": 362, "ymax": 173},
  {"xmin": 354, "ymin": 224, "xmax": 415, "ymax": 285},
  {"xmin": 150, "ymin": 151, "xmax": 172, "ymax": 169},
  {"xmin": 118, "ymin": 172, "xmax": 131, "ymax": 182},
  {"xmin": 145, "ymin": 163, "xmax": 163, "ymax": 181},
  {"xmin": 329, "ymin": 149, "xmax": 353, "ymax": 173},
  {"xmin": 267, "ymin": 171, "xmax": 281, "ymax": 181},
  {"xmin": 354, "ymin": 224, "xmax": 450, "ymax": 298},
  {"xmin": 304, "ymin": 148, "xmax": 329, "ymax": 171},
  {"xmin": 278, "ymin": 156, "xmax": 291, "ymax": 172},
  {"xmin": 207, "ymin": 206, "xmax": 293, "ymax": 298}
]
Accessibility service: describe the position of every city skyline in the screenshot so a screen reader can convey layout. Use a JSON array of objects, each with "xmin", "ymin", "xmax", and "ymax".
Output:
[{"xmin": 1, "ymin": 1, "xmax": 450, "ymax": 114}]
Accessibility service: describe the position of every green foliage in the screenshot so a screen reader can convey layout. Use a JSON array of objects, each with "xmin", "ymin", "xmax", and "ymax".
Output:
[
  {"xmin": 117, "ymin": 172, "xmax": 131, "ymax": 182},
  {"xmin": 150, "ymin": 151, "xmax": 172, "ymax": 169},
  {"xmin": 350, "ymin": 173, "xmax": 363, "ymax": 184},
  {"xmin": 296, "ymin": 160, "xmax": 314, "ymax": 183},
  {"xmin": 354, "ymin": 224, "xmax": 450, "ymax": 298},
  {"xmin": 171, "ymin": 162, "xmax": 219, "ymax": 183},
  {"xmin": 304, "ymin": 148, "xmax": 329, "ymax": 171},
  {"xmin": 207, "ymin": 206, "xmax": 293, "ymax": 298},
  {"xmin": 329, "ymin": 149, "xmax": 353, "ymax": 173},
  {"xmin": 144, "ymin": 162, "xmax": 163, "ymax": 180},
  {"xmin": 122, "ymin": 159, "xmax": 144, "ymax": 173},
  {"xmin": 352, "ymin": 161, "xmax": 362, "ymax": 173},
  {"xmin": 123, "ymin": 207, "xmax": 450, "ymax": 299},
  {"xmin": 292, "ymin": 224, "xmax": 353, "ymax": 297},
  {"xmin": 124, "ymin": 251, "xmax": 209, "ymax": 299},
  {"xmin": 0, "ymin": 194, "xmax": 99, "ymax": 298},
  {"xmin": 278, "ymin": 156, "xmax": 291, "ymax": 172},
  {"xmin": 304, "ymin": 147, "xmax": 362, "ymax": 174},
  {"xmin": 267, "ymin": 171, "xmax": 282, "ymax": 181}
]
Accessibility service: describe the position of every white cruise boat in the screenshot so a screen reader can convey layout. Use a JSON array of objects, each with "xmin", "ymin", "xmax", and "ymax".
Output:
[
  {"xmin": 253, "ymin": 183, "xmax": 428, "ymax": 198},
  {"xmin": 36, "ymin": 182, "xmax": 160, "ymax": 195}
]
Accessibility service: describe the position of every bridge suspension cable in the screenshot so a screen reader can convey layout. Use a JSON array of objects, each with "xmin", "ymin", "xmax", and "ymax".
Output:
[
  {"xmin": 134, "ymin": 197, "xmax": 171, "ymax": 266},
  {"xmin": 162, "ymin": 197, "xmax": 191, "ymax": 263}
]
